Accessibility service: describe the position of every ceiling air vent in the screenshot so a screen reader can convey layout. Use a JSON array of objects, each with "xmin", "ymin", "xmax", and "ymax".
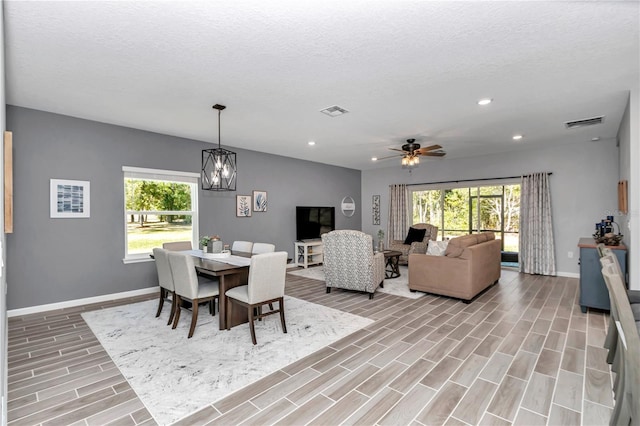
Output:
[
  {"xmin": 320, "ymin": 105, "xmax": 349, "ymax": 117},
  {"xmin": 565, "ymin": 116, "xmax": 605, "ymax": 129}
]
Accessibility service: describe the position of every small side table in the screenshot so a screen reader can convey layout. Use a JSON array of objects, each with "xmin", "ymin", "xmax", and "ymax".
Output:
[{"xmin": 383, "ymin": 250, "xmax": 402, "ymax": 279}]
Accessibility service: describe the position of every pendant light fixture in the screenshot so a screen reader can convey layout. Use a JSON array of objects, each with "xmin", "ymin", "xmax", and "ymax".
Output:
[{"xmin": 202, "ymin": 104, "xmax": 237, "ymax": 191}]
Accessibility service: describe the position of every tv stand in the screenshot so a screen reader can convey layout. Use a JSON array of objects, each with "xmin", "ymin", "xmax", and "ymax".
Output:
[{"xmin": 294, "ymin": 240, "xmax": 323, "ymax": 269}]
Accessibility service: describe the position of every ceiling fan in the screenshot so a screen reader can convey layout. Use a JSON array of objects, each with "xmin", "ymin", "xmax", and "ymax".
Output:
[{"xmin": 379, "ymin": 138, "xmax": 446, "ymax": 166}]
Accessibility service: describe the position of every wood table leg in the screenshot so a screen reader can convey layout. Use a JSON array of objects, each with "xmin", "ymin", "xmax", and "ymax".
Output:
[{"xmin": 218, "ymin": 270, "xmax": 249, "ymax": 330}]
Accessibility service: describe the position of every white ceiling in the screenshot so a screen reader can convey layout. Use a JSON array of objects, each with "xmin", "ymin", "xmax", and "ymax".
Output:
[{"xmin": 4, "ymin": 1, "xmax": 639, "ymax": 170}]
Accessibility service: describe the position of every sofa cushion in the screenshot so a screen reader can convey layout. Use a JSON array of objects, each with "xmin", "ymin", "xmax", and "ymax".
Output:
[
  {"xmin": 476, "ymin": 232, "xmax": 495, "ymax": 243},
  {"xmin": 404, "ymin": 227, "xmax": 427, "ymax": 245},
  {"xmin": 427, "ymin": 240, "xmax": 449, "ymax": 256},
  {"xmin": 476, "ymin": 233, "xmax": 490, "ymax": 243},
  {"xmin": 445, "ymin": 234, "xmax": 480, "ymax": 258}
]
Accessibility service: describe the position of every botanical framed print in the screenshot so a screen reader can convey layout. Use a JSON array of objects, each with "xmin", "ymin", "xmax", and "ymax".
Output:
[
  {"xmin": 50, "ymin": 179, "xmax": 90, "ymax": 218},
  {"xmin": 253, "ymin": 190, "xmax": 267, "ymax": 212},
  {"xmin": 372, "ymin": 194, "xmax": 380, "ymax": 225},
  {"xmin": 236, "ymin": 195, "xmax": 252, "ymax": 217}
]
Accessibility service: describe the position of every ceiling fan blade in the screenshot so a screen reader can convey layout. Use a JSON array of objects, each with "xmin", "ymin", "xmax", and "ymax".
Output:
[
  {"xmin": 388, "ymin": 148, "xmax": 407, "ymax": 153},
  {"xmin": 376, "ymin": 153, "xmax": 403, "ymax": 161},
  {"xmin": 422, "ymin": 151, "xmax": 446, "ymax": 157},
  {"xmin": 416, "ymin": 144, "xmax": 442, "ymax": 153}
]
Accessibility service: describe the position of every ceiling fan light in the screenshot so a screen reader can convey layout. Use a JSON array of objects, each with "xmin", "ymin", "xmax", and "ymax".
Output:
[{"xmin": 414, "ymin": 156, "xmax": 420, "ymax": 164}]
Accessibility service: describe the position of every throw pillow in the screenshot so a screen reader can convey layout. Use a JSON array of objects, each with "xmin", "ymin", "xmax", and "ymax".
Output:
[
  {"xmin": 404, "ymin": 227, "xmax": 427, "ymax": 245},
  {"xmin": 427, "ymin": 240, "xmax": 449, "ymax": 256}
]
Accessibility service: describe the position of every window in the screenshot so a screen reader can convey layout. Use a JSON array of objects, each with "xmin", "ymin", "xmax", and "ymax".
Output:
[
  {"xmin": 411, "ymin": 182, "xmax": 520, "ymax": 259},
  {"xmin": 123, "ymin": 167, "xmax": 199, "ymax": 262}
]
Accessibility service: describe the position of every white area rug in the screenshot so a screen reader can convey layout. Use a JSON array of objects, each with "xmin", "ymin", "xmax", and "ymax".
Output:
[
  {"xmin": 82, "ymin": 296, "xmax": 373, "ymax": 425},
  {"xmin": 287, "ymin": 265, "xmax": 425, "ymax": 299}
]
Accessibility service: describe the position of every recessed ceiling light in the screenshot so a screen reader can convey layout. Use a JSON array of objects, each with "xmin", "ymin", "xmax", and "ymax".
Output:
[
  {"xmin": 371, "ymin": 157, "xmax": 378, "ymax": 161},
  {"xmin": 591, "ymin": 137, "xmax": 601, "ymax": 141},
  {"xmin": 512, "ymin": 134, "xmax": 523, "ymax": 140},
  {"xmin": 308, "ymin": 141, "xmax": 316, "ymax": 146},
  {"xmin": 477, "ymin": 98, "xmax": 493, "ymax": 106}
]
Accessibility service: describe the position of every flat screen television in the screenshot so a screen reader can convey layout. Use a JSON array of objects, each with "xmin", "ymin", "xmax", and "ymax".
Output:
[{"xmin": 296, "ymin": 206, "xmax": 335, "ymax": 241}]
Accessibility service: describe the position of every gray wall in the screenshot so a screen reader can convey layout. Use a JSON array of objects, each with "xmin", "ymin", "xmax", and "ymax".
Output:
[
  {"xmin": 361, "ymin": 140, "xmax": 620, "ymax": 276},
  {"xmin": 6, "ymin": 106, "xmax": 361, "ymax": 309},
  {"xmin": 1, "ymin": 4, "xmax": 7, "ymax": 421},
  {"xmin": 617, "ymin": 95, "xmax": 631, "ymax": 263},
  {"xmin": 619, "ymin": 90, "xmax": 640, "ymax": 290}
]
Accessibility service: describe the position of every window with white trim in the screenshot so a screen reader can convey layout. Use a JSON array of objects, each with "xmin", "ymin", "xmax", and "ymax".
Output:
[{"xmin": 123, "ymin": 167, "xmax": 199, "ymax": 262}]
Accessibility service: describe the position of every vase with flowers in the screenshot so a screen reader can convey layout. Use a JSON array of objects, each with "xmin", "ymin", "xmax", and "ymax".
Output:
[{"xmin": 199, "ymin": 235, "xmax": 222, "ymax": 253}]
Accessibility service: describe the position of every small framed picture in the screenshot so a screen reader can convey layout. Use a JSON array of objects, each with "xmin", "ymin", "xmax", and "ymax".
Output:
[
  {"xmin": 372, "ymin": 194, "xmax": 380, "ymax": 225},
  {"xmin": 236, "ymin": 195, "xmax": 252, "ymax": 217},
  {"xmin": 253, "ymin": 190, "xmax": 267, "ymax": 212},
  {"xmin": 50, "ymin": 179, "xmax": 90, "ymax": 218}
]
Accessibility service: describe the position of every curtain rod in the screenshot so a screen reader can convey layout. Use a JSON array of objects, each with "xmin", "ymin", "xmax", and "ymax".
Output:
[{"xmin": 406, "ymin": 172, "xmax": 552, "ymax": 187}]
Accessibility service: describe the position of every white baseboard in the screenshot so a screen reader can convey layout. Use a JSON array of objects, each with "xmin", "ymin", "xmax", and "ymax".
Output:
[
  {"xmin": 7, "ymin": 287, "xmax": 159, "ymax": 318},
  {"xmin": 7, "ymin": 268, "xmax": 579, "ymax": 317},
  {"xmin": 556, "ymin": 271, "xmax": 580, "ymax": 279}
]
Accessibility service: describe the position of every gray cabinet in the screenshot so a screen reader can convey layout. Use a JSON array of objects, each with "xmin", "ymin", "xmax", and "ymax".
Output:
[{"xmin": 578, "ymin": 238, "xmax": 626, "ymax": 313}]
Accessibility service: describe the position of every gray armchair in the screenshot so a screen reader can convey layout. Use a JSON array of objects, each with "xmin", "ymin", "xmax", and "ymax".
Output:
[
  {"xmin": 321, "ymin": 230, "xmax": 385, "ymax": 299},
  {"xmin": 388, "ymin": 223, "xmax": 438, "ymax": 265}
]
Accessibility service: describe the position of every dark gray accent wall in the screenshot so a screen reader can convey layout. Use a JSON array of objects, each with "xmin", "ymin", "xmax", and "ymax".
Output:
[{"xmin": 6, "ymin": 106, "xmax": 361, "ymax": 309}]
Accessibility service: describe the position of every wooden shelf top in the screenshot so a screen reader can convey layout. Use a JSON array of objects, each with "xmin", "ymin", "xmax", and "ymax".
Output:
[{"xmin": 578, "ymin": 237, "xmax": 626, "ymax": 250}]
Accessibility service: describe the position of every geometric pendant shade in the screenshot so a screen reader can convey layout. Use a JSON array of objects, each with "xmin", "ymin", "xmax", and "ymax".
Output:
[{"xmin": 202, "ymin": 104, "xmax": 237, "ymax": 191}]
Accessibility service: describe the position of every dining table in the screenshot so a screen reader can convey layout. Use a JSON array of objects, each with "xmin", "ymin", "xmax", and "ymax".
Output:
[{"xmin": 154, "ymin": 249, "xmax": 252, "ymax": 330}]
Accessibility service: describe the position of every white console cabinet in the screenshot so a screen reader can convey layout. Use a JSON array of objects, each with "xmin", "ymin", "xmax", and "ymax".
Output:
[{"xmin": 294, "ymin": 240, "xmax": 324, "ymax": 268}]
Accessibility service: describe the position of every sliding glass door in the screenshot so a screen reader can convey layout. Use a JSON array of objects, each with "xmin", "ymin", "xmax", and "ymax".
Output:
[{"xmin": 411, "ymin": 182, "xmax": 520, "ymax": 260}]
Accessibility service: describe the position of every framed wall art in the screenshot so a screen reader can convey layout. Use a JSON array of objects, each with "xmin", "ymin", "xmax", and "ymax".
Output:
[
  {"xmin": 253, "ymin": 190, "xmax": 267, "ymax": 212},
  {"xmin": 4, "ymin": 131, "xmax": 12, "ymax": 232},
  {"xmin": 372, "ymin": 194, "xmax": 380, "ymax": 225},
  {"xmin": 618, "ymin": 180, "xmax": 628, "ymax": 214},
  {"xmin": 236, "ymin": 195, "xmax": 252, "ymax": 217},
  {"xmin": 50, "ymin": 179, "xmax": 90, "ymax": 218}
]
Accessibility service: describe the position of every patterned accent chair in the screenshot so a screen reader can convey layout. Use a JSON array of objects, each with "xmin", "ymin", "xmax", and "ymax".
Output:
[
  {"xmin": 321, "ymin": 230, "xmax": 385, "ymax": 299},
  {"xmin": 388, "ymin": 223, "xmax": 438, "ymax": 265}
]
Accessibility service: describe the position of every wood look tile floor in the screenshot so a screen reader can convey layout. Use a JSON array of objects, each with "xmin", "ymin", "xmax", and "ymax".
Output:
[{"xmin": 7, "ymin": 270, "xmax": 614, "ymax": 425}]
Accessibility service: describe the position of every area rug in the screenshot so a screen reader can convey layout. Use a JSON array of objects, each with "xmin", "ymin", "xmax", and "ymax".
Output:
[
  {"xmin": 82, "ymin": 296, "xmax": 373, "ymax": 425},
  {"xmin": 287, "ymin": 265, "xmax": 425, "ymax": 299}
]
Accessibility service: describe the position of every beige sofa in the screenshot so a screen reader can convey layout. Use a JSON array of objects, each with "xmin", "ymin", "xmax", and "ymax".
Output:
[{"xmin": 408, "ymin": 232, "xmax": 501, "ymax": 302}]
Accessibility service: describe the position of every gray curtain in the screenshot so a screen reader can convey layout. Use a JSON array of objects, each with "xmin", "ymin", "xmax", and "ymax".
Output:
[
  {"xmin": 519, "ymin": 172, "xmax": 556, "ymax": 276},
  {"xmin": 388, "ymin": 184, "xmax": 408, "ymax": 245}
]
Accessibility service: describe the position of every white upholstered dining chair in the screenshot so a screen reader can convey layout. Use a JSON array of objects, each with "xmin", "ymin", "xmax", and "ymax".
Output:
[
  {"xmin": 601, "ymin": 263, "xmax": 640, "ymax": 425},
  {"xmin": 251, "ymin": 243, "xmax": 275, "ymax": 254},
  {"xmin": 162, "ymin": 241, "xmax": 193, "ymax": 251},
  {"xmin": 167, "ymin": 251, "xmax": 220, "ymax": 338},
  {"xmin": 225, "ymin": 251, "xmax": 288, "ymax": 345},
  {"xmin": 232, "ymin": 241, "xmax": 254, "ymax": 253},
  {"xmin": 152, "ymin": 248, "xmax": 176, "ymax": 326}
]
